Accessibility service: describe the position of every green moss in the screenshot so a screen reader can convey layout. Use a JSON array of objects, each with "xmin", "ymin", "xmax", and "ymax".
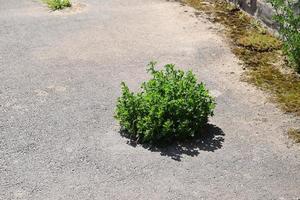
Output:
[
  {"xmin": 247, "ymin": 66, "xmax": 300, "ymax": 115},
  {"xmin": 237, "ymin": 33, "xmax": 282, "ymax": 52},
  {"xmin": 184, "ymin": 0, "xmax": 300, "ymax": 117},
  {"xmin": 288, "ymin": 128, "xmax": 300, "ymax": 143},
  {"xmin": 232, "ymin": 48, "xmax": 279, "ymax": 68}
]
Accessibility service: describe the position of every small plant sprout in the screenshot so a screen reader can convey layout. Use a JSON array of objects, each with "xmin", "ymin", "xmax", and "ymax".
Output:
[{"xmin": 44, "ymin": 0, "xmax": 72, "ymax": 10}]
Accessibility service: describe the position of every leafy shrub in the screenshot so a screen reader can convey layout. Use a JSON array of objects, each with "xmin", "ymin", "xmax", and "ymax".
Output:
[
  {"xmin": 44, "ymin": 0, "xmax": 71, "ymax": 10},
  {"xmin": 115, "ymin": 62, "xmax": 216, "ymax": 145},
  {"xmin": 268, "ymin": 0, "xmax": 300, "ymax": 72}
]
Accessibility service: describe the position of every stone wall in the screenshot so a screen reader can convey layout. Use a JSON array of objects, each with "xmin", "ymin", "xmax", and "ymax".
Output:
[{"xmin": 229, "ymin": 0, "xmax": 299, "ymax": 29}]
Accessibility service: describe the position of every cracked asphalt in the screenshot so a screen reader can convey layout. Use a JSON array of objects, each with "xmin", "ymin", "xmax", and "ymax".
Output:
[{"xmin": 0, "ymin": 0, "xmax": 299, "ymax": 199}]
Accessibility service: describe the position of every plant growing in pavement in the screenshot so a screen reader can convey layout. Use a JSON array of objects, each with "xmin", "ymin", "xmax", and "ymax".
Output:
[
  {"xmin": 115, "ymin": 62, "xmax": 216, "ymax": 145},
  {"xmin": 44, "ymin": 0, "xmax": 72, "ymax": 10}
]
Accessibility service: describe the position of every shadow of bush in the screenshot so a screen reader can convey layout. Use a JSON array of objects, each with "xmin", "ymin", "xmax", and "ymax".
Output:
[{"xmin": 120, "ymin": 123, "xmax": 225, "ymax": 161}]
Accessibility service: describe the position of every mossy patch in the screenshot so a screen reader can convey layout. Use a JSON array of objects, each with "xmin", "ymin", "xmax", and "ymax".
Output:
[
  {"xmin": 183, "ymin": 0, "xmax": 300, "ymax": 117},
  {"xmin": 247, "ymin": 66, "xmax": 300, "ymax": 115},
  {"xmin": 288, "ymin": 128, "xmax": 300, "ymax": 143},
  {"xmin": 237, "ymin": 33, "xmax": 282, "ymax": 52}
]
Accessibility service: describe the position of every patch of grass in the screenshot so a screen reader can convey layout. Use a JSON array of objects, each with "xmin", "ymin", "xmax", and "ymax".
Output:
[
  {"xmin": 43, "ymin": 0, "xmax": 71, "ymax": 10},
  {"xmin": 288, "ymin": 128, "xmax": 300, "ymax": 143},
  {"xmin": 183, "ymin": 0, "xmax": 300, "ymax": 116}
]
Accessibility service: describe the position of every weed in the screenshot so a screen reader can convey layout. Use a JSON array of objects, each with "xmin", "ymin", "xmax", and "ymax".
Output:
[
  {"xmin": 43, "ymin": 0, "xmax": 71, "ymax": 10},
  {"xmin": 268, "ymin": 0, "xmax": 300, "ymax": 72},
  {"xmin": 115, "ymin": 62, "xmax": 215, "ymax": 145}
]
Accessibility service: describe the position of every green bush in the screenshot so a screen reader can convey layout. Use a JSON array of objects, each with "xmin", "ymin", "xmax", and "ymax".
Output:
[
  {"xmin": 44, "ymin": 0, "xmax": 71, "ymax": 10},
  {"xmin": 268, "ymin": 0, "xmax": 300, "ymax": 72},
  {"xmin": 115, "ymin": 62, "xmax": 216, "ymax": 145}
]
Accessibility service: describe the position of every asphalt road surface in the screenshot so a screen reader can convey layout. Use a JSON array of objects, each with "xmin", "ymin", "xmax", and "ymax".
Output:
[{"xmin": 0, "ymin": 0, "xmax": 299, "ymax": 199}]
